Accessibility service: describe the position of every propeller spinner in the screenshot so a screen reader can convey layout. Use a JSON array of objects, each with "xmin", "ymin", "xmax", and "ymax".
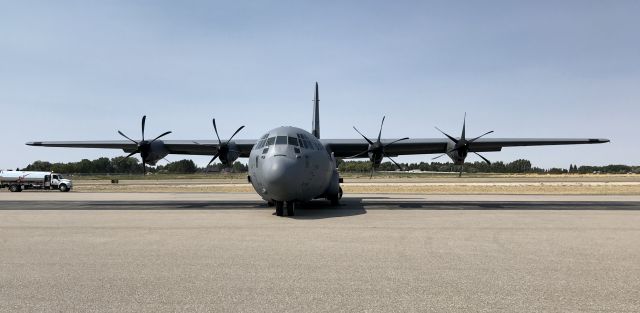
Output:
[
  {"xmin": 117, "ymin": 115, "xmax": 172, "ymax": 175},
  {"xmin": 348, "ymin": 116, "xmax": 409, "ymax": 178}
]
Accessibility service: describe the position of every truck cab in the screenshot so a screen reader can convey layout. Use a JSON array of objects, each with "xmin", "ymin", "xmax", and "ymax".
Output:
[{"xmin": 45, "ymin": 173, "xmax": 72, "ymax": 191}]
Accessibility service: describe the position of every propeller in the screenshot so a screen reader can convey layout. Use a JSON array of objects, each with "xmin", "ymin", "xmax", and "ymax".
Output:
[
  {"xmin": 432, "ymin": 113, "xmax": 494, "ymax": 177},
  {"xmin": 206, "ymin": 118, "xmax": 245, "ymax": 168},
  {"xmin": 117, "ymin": 115, "xmax": 172, "ymax": 175},
  {"xmin": 348, "ymin": 116, "xmax": 409, "ymax": 178}
]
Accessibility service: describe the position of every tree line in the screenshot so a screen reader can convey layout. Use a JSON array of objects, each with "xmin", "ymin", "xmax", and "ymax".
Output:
[
  {"xmin": 21, "ymin": 157, "xmax": 248, "ymax": 174},
  {"xmin": 17, "ymin": 157, "xmax": 638, "ymax": 175},
  {"xmin": 336, "ymin": 159, "xmax": 639, "ymax": 174}
]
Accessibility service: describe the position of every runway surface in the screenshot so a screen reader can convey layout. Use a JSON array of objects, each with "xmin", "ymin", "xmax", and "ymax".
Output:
[{"xmin": 1, "ymin": 194, "xmax": 639, "ymax": 312}]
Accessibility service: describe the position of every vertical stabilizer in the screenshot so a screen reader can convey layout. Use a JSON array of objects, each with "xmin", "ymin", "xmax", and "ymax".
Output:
[{"xmin": 312, "ymin": 82, "xmax": 320, "ymax": 138}]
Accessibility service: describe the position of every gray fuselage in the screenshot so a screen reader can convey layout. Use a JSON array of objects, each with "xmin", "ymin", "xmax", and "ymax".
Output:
[{"xmin": 248, "ymin": 126, "xmax": 340, "ymax": 202}]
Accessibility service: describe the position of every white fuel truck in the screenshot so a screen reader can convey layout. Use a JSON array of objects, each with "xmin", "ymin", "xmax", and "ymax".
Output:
[{"xmin": 0, "ymin": 171, "xmax": 73, "ymax": 192}]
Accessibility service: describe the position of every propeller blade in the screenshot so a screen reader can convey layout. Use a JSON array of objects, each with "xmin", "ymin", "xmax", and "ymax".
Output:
[
  {"xmin": 345, "ymin": 149, "xmax": 370, "ymax": 159},
  {"xmin": 370, "ymin": 166, "xmax": 374, "ymax": 179},
  {"xmin": 150, "ymin": 131, "xmax": 172, "ymax": 143},
  {"xmin": 377, "ymin": 116, "xmax": 385, "ymax": 143},
  {"xmin": 383, "ymin": 137, "xmax": 409, "ymax": 148},
  {"xmin": 384, "ymin": 153, "xmax": 404, "ymax": 171},
  {"xmin": 141, "ymin": 115, "xmax": 146, "ymax": 141},
  {"xmin": 459, "ymin": 164, "xmax": 463, "ymax": 178},
  {"xmin": 353, "ymin": 126, "xmax": 375, "ymax": 145},
  {"xmin": 469, "ymin": 130, "xmax": 494, "ymax": 143},
  {"xmin": 435, "ymin": 127, "xmax": 459, "ymax": 144},
  {"xmin": 122, "ymin": 150, "xmax": 138, "ymax": 160},
  {"xmin": 226, "ymin": 125, "xmax": 245, "ymax": 143},
  {"xmin": 207, "ymin": 152, "xmax": 220, "ymax": 167},
  {"xmin": 461, "ymin": 112, "xmax": 466, "ymax": 140},
  {"xmin": 447, "ymin": 146, "xmax": 461, "ymax": 154},
  {"xmin": 472, "ymin": 151, "xmax": 491, "ymax": 165},
  {"xmin": 118, "ymin": 131, "xmax": 138, "ymax": 145},
  {"xmin": 142, "ymin": 159, "xmax": 146, "ymax": 175},
  {"xmin": 212, "ymin": 119, "xmax": 221, "ymax": 145},
  {"xmin": 432, "ymin": 153, "xmax": 446, "ymax": 160}
]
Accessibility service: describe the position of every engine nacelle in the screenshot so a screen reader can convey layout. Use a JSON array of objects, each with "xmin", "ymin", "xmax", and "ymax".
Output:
[
  {"xmin": 368, "ymin": 147, "xmax": 384, "ymax": 168},
  {"xmin": 218, "ymin": 142, "xmax": 240, "ymax": 165},
  {"xmin": 145, "ymin": 140, "xmax": 170, "ymax": 165},
  {"xmin": 123, "ymin": 140, "xmax": 169, "ymax": 166},
  {"xmin": 445, "ymin": 142, "xmax": 467, "ymax": 165}
]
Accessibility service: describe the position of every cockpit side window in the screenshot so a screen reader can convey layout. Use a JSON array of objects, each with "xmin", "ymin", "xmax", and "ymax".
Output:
[
  {"xmin": 275, "ymin": 136, "xmax": 287, "ymax": 145},
  {"xmin": 288, "ymin": 137, "xmax": 298, "ymax": 146},
  {"xmin": 266, "ymin": 137, "xmax": 276, "ymax": 146},
  {"xmin": 296, "ymin": 134, "xmax": 306, "ymax": 148}
]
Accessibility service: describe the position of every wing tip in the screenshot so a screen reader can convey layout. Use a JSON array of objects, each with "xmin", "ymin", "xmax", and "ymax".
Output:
[
  {"xmin": 589, "ymin": 138, "xmax": 610, "ymax": 143},
  {"xmin": 26, "ymin": 141, "xmax": 42, "ymax": 146}
]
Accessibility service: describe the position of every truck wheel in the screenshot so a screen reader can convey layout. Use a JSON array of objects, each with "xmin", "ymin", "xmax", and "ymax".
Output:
[
  {"xmin": 59, "ymin": 184, "xmax": 69, "ymax": 192},
  {"xmin": 9, "ymin": 184, "xmax": 21, "ymax": 192}
]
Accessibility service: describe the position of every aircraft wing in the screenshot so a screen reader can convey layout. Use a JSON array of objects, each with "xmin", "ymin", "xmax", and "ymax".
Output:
[
  {"xmin": 26, "ymin": 140, "xmax": 258, "ymax": 157},
  {"xmin": 321, "ymin": 138, "xmax": 610, "ymax": 158},
  {"xmin": 26, "ymin": 137, "xmax": 609, "ymax": 159}
]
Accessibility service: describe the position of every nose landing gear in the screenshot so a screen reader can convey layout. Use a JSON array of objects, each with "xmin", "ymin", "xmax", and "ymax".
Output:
[{"xmin": 274, "ymin": 201, "xmax": 298, "ymax": 217}]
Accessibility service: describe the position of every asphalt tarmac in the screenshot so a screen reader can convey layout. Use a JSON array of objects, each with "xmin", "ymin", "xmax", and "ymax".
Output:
[{"xmin": 1, "ymin": 194, "xmax": 639, "ymax": 312}]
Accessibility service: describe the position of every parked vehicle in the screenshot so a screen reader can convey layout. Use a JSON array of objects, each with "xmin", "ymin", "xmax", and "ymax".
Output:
[{"xmin": 0, "ymin": 171, "xmax": 73, "ymax": 192}]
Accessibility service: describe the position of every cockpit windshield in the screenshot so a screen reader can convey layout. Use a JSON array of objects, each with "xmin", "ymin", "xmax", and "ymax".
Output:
[
  {"xmin": 258, "ymin": 133, "xmax": 312, "ymax": 149},
  {"xmin": 266, "ymin": 137, "xmax": 276, "ymax": 146}
]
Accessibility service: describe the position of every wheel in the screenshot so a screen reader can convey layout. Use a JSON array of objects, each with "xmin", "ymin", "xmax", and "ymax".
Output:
[
  {"xmin": 9, "ymin": 184, "xmax": 21, "ymax": 192},
  {"xmin": 329, "ymin": 187, "xmax": 342, "ymax": 206},
  {"xmin": 59, "ymin": 184, "xmax": 69, "ymax": 192},
  {"xmin": 275, "ymin": 201, "xmax": 284, "ymax": 216},
  {"xmin": 286, "ymin": 201, "xmax": 295, "ymax": 216}
]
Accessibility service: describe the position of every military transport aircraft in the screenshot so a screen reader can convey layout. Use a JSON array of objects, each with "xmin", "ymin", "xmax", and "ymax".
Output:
[{"xmin": 26, "ymin": 83, "xmax": 609, "ymax": 217}]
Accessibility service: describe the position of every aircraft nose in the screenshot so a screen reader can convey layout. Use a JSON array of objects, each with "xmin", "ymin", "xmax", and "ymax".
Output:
[{"xmin": 263, "ymin": 156, "xmax": 300, "ymax": 201}]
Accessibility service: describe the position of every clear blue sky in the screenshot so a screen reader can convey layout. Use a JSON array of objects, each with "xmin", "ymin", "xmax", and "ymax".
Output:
[{"xmin": 1, "ymin": 1, "xmax": 637, "ymax": 169}]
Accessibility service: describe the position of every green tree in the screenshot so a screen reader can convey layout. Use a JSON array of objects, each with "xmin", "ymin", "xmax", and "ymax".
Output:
[{"xmin": 165, "ymin": 159, "xmax": 197, "ymax": 173}]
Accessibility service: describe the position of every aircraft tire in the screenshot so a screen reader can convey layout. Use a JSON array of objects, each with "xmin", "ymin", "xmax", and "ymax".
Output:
[
  {"xmin": 275, "ymin": 201, "xmax": 284, "ymax": 216},
  {"xmin": 286, "ymin": 201, "xmax": 295, "ymax": 216}
]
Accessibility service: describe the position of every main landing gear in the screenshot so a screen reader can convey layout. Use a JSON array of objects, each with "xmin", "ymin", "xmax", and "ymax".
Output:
[
  {"xmin": 328, "ymin": 187, "xmax": 343, "ymax": 206},
  {"xmin": 274, "ymin": 201, "xmax": 298, "ymax": 217}
]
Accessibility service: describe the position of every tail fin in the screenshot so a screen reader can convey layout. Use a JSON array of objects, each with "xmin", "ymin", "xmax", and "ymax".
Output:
[{"xmin": 312, "ymin": 82, "xmax": 320, "ymax": 139}]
